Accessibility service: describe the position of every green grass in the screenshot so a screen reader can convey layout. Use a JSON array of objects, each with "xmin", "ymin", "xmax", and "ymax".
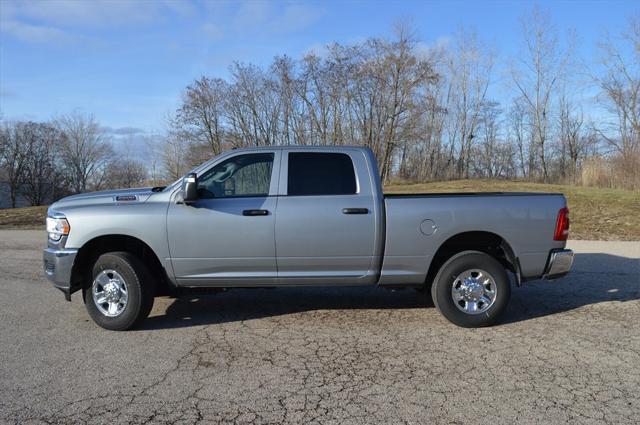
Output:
[
  {"xmin": 385, "ymin": 180, "xmax": 640, "ymax": 241},
  {"xmin": 1, "ymin": 181, "xmax": 638, "ymax": 240}
]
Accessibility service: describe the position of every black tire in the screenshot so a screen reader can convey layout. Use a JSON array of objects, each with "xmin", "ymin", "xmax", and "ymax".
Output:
[
  {"xmin": 431, "ymin": 250, "xmax": 510, "ymax": 328},
  {"xmin": 84, "ymin": 252, "xmax": 155, "ymax": 331}
]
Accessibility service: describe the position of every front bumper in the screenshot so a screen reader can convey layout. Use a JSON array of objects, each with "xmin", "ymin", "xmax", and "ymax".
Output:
[
  {"xmin": 542, "ymin": 248, "xmax": 574, "ymax": 279},
  {"xmin": 43, "ymin": 247, "xmax": 78, "ymax": 298}
]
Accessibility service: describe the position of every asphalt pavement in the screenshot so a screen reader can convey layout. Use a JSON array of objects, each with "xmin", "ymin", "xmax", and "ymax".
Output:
[{"xmin": 0, "ymin": 230, "xmax": 638, "ymax": 424}]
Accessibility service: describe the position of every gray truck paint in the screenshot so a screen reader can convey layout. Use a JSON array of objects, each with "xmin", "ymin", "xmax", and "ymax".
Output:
[{"xmin": 43, "ymin": 146, "xmax": 570, "ymax": 297}]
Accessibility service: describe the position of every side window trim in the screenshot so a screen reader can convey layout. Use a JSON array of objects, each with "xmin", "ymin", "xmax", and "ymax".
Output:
[{"xmin": 196, "ymin": 151, "xmax": 281, "ymax": 199}]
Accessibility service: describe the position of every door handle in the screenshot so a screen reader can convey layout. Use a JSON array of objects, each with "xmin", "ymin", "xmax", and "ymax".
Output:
[
  {"xmin": 342, "ymin": 208, "xmax": 369, "ymax": 215},
  {"xmin": 243, "ymin": 209, "xmax": 269, "ymax": 216}
]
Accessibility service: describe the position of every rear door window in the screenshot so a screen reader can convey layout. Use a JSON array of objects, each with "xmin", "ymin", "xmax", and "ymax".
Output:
[{"xmin": 287, "ymin": 153, "xmax": 357, "ymax": 196}]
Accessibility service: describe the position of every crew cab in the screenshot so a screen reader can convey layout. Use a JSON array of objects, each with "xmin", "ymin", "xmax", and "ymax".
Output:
[{"xmin": 43, "ymin": 146, "xmax": 573, "ymax": 330}]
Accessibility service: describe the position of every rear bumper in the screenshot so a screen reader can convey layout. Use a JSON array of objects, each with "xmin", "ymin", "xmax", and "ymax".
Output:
[
  {"xmin": 542, "ymin": 248, "xmax": 574, "ymax": 279},
  {"xmin": 43, "ymin": 248, "xmax": 78, "ymax": 298}
]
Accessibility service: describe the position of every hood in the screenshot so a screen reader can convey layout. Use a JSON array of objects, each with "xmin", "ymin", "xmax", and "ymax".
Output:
[{"xmin": 49, "ymin": 187, "xmax": 156, "ymax": 211}]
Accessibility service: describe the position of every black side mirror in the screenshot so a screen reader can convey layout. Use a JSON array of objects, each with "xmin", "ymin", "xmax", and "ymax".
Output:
[{"xmin": 177, "ymin": 172, "xmax": 198, "ymax": 204}]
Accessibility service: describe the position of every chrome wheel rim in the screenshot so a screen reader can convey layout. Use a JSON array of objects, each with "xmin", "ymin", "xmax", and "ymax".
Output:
[
  {"xmin": 451, "ymin": 269, "xmax": 497, "ymax": 315},
  {"xmin": 92, "ymin": 269, "xmax": 128, "ymax": 317}
]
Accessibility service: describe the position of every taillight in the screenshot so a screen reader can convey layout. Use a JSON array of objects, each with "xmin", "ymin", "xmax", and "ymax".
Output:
[{"xmin": 554, "ymin": 207, "xmax": 570, "ymax": 241}]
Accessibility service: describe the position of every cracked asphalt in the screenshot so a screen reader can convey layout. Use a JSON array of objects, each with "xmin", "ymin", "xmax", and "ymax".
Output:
[{"xmin": 0, "ymin": 230, "xmax": 639, "ymax": 424}]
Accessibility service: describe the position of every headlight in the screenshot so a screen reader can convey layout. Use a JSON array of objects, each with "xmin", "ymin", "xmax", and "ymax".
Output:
[{"xmin": 46, "ymin": 217, "xmax": 70, "ymax": 241}]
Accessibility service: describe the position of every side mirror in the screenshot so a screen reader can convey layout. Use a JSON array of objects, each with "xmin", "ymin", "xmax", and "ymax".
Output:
[{"xmin": 177, "ymin": 172, "xmax": 198, "ymax": 204}]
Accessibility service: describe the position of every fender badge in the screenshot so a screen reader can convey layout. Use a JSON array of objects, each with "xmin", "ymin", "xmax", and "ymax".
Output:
[{"xmin": 115, "ymin": 195, "xmax": 138, "ymax": 202}]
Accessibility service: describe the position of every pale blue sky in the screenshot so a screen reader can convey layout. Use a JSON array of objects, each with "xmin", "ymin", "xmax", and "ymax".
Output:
[{"xmin": 1, "ymin": 0, "xmax": 637, "ymax": 141}]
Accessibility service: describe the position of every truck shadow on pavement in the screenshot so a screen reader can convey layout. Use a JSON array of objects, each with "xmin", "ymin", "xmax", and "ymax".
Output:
[
  {"xmin": 141, "ymin": 253, "xmax": 639, "ymax": 330},
  {"xmin": 502, "ymin": 252, "xmax": 639, "ymax": 324}
]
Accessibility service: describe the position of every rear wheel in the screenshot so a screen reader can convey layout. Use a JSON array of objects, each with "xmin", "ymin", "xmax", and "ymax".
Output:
[
  {"xmin": 431, "ymin": 251, "xmax": 510, "ymax": 328},
  {"xmin": 84, "ymin": 252, "xmax": 155, "ymax": 331}
]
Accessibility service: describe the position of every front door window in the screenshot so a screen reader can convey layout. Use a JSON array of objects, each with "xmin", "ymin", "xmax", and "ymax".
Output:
[{"xmin": 197, "ymin": 153, "xmax": 274, "ymax": 199}]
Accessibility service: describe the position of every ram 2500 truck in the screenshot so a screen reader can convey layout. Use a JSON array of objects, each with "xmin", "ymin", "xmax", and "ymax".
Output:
[{"xmin": 43, "ymin": 146, "xmax": 573, "ymax": 330}]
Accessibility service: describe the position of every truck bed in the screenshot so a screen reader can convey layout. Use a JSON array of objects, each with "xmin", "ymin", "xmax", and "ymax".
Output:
[{"xmin": 379, "ymin": 192, "xmax": 567, "ymax": 285}]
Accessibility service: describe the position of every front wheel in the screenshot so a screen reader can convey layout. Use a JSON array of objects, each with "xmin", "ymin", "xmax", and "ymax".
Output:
[
  {"xmin": 431, "ymin": 251, "xmax": 511, "ymax": 328},
  {"xmin": 84, "ymin": 252, "xmax": 155, "ymax": 331}
]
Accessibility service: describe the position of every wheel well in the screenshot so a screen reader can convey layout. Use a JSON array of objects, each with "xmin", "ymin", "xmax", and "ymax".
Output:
[
  {"xmin": 425, "ymin": 231, "xmax": 520, "ymax": 289},
  {"xmin": 70, "ymin": 235, "xmax": 173, "ymax": 296}
]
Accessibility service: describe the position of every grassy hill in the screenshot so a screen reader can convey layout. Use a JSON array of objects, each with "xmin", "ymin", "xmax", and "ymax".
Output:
[
  {"xmin": 0, "ymin": 205, "xmax": 48, "ymax": 228},
  {"xmin": 1, "ymin": 180, "xmax": 638, "ymax": 240}
]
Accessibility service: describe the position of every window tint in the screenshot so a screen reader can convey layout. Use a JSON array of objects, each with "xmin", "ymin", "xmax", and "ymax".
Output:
[
  {"xmin": 288, "ymin": 152, "xmax": 357, "ymax": 196},
  {"xmin": 197, "ymin": 153, "xmax": 274, "ymax": 198}
]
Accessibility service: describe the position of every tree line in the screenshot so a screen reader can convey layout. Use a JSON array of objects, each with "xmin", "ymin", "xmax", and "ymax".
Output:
[
  {"xmin": 0, "ymin": 114, "xmax": 147, "ymax": 207},
  {"xmin": 1, "ymin": 8, "xmax": 638, "ymax": 208},
  {"xmin": 165, "ymin": 10, "xmax": 639, "ymax": 189}
]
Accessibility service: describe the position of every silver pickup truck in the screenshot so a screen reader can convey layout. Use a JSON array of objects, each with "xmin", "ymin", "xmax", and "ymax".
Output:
[{"xmin": 43, "ymin": 146, "xmax": 573, "ymax": 330}]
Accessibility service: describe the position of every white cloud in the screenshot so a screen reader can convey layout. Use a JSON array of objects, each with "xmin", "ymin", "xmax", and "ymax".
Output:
[
  {"xmin": 232, "ymin": 1, "xmax": 271, "ymax": 30},
  {"xmin": 275, "ymin": 4, "xmax": 324, "ymax": 34},
  {"xmin": 201, "ymin": 22, "xmax": 223, "ymax": 41},
  {"xmin": 2, "ymin": 0, "xmax": 178, "ymax": 29},
  {"xmin": 2, "ymin": 0, "xmax": 324, "ymax": 48},
  {"xmin": 1, "ymin": 19, "xmax": 76, "ymax": 45},
  {"xmin": 161, "ymin": 0, "xmax": 198, "ymax": 19},
  {"xmin": 414, "ymin": 36, "xmax": 451, "ymax": 59},
  {"xmin": 0, "ymin": 0, "xmax": 196, "ymax": 43},
  {"xmin": 0, "ymin": 0, "xmax": 197, "ymax": 46},
  {"xmin": 191, "ymin": 1, "xmax": 325, "ymax": 50},
  {"xmin": 102, "ymin": 126, "xmax": 145, "ymax": 136},
  {"xmin": 230, "ymin": 1, "xmax": 323, "ymax": 35}
]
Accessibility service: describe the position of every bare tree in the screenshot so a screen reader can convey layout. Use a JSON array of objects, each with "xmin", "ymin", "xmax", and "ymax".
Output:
[
  {"xmin": 0, "ymin": 122, "xmax": 5, "ymax": 161},
  {"xmin": 407, "ymin": 66, "xmax": 448, "ymax": 181},
  {"xmin": 172, "ymin": 77, "xmax": 227, "ymax": 156},
  {"xmin": 0, "ymin": 121, "xmax": 31, "ymax": 207},
  {"xmin": 162, "ymin": 134, "xmax": 190, "ymax": 181},
  {"xmin": 595, "ymin": 16, "xmax": 640, "ymax": 160},
  {"xmin": 297, "ymin": 52, "xmax": 331, "ymax": 145},
  {"xmin": 510, "ymin": 7, "xmax": 571, "ymax": 181},
  {"xmin": 271, "ymin": 55, "xmax": 299, "ymax": 145},
  {"xmin": 22, "ymin": 123, "xmax": 64, "ymax": 205},
  {"xmin": 507, "ymin": 98, "xmax": 534, "ymax": 178},
  {"xmin": 381, "ymin": 25, "xmax": 435, "ymax": 182},
  {"xmin": 144, "ymin": 133, "xmax": 168, "ymax": 186},
  {"xmin": 55, "ymin": 112, "xmax": 113, "ymax": 193},
  {"xmin": 557, "ymin": 96, "xmax": 598, "ymax": 182},
  {"xmin": 103, "ymin": 158, "xmax": 147, "ymax": 189},
  {"xmin": 474, "ymin": 101, "xmax": 515, "ymax": 178},
  {"xmin": 227, "ymin": 62, "xmax": 282, "ymax": 147},
  {"xmin": 445, "ymin": 28, "xmax": 495, "ymax": 178}
]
